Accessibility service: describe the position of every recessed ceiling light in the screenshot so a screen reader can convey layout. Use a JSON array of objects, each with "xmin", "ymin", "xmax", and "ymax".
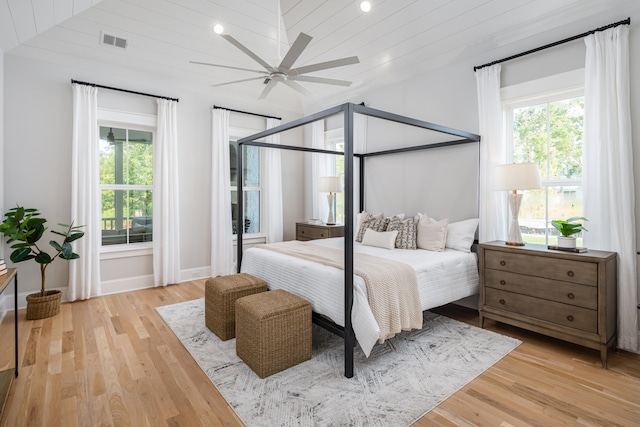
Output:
[
  {"xmin": 360, "ymin": 1, "xmax": 371, "ymax": 12},
  {"xmin": 213, "ymin": 24, "xmax": 224, "ymax": 34}
]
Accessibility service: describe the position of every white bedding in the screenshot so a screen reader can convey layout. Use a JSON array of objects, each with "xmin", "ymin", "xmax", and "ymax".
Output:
[{"xmin": 240, "ymin": 237, "xmax": 479, "ymax": 356}]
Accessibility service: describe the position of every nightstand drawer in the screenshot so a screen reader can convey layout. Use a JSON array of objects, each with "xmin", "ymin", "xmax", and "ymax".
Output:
[
  {"xmin": 485, "ymin": 288, "xmax": 597, "ymax": 333},
  {"xmin": 295, "ymin": 223, "xmax": 344, "ymax": 241},
  {"xmin": 297, "ymin": 226, "xmax": 329, "ymax": 240},
  {"xmin": 484, "ymin": 250, "xmax": 597, "ymax": 286},
  {"xmin": 484, "ymin": 269, "xmax": 598, "ymax": 310}
]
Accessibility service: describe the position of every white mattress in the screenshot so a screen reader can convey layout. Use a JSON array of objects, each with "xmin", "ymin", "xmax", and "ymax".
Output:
[{"xmin": 240, "ymin": 238, "xmax": 479, "ymax": 356}]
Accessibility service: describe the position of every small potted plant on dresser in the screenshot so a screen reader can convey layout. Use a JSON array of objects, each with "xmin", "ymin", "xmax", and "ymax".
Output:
[
  {"xmin": 551, "ymin": 216, "xmax": 588, "ymax": 249},
  {"xmin": 0, "ymin": 207, "xmax": 84, "ymax": 320}
]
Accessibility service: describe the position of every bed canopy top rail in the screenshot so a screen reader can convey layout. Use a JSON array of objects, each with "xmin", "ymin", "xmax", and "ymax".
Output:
[{"xmin": 236, "ymin": 102, "xmax": 480, "ymax": 378}]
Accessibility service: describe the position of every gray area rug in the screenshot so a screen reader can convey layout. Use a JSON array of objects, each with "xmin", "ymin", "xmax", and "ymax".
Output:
[{"xmin": 156, "ymin": 298, "xmax": 520, "ymax": 426}]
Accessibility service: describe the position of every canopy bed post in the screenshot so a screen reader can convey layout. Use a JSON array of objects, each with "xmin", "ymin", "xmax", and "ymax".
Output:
[
  {"xmin": 236, "ymin": 141, "xmax": 244, "ymax": 273},
  {"xmin": 358, "ymin": 154, "xmax": 365, "ymax": 213},
  {"xmin": 343, "ymin": 103, "xmax": 355, "ymax": 378}
]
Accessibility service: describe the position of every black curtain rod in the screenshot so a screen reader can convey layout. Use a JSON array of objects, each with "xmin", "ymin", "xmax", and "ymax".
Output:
[
  {"xmin": 213, "ymin": 105, "xmax": 281, "ymax": 121},
  {"xmin": 71, "ymin": 79, "xmax": 179, "ymax": 102},
  {"xmin": 474, "ymin": 17, "xmax": 631, "ymax": 71}
]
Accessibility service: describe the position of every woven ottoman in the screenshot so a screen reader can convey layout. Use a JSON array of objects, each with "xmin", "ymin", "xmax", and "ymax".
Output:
[
  {"xmin": 236, "ymin": 289, "xmax": 312, "ymax": 378},
  {"xmin": 205, "ymin": 273, "xmax": 268, "ymax": 341}
]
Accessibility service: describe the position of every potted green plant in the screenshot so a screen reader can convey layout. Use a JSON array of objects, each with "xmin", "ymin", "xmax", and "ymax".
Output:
[
  {"xmin": 0, "ymin": 207, "xmax": 84, "ymax": 320},
  {"xmin": 551, "ymin": 216, "xmax": 588, "ymax": 249}
]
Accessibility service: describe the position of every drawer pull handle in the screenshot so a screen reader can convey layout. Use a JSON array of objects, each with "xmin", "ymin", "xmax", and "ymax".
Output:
[
  {"xmin": 500, "ymin": 260, "xmax": 506, "ymax": 266},
  {"xmin": 499, "ymin": 299, "xmax": 506, "ymax": 305},
  {"xmin": 567, "ymin": 270, "xmax": 574, "ymax": 277},
  {"xmin": 567, "ymin": 293, "xmax": 575, "ymax": 299},
  {"xmin": 500, "ymin": 280, "xmax": 506, "ymax": 285},
  {"xmin": 567, "ymin": 315, "xmax": 574, "ymax": 322},
  {"xmin": 320, "ymin": 234, "xmax": 325, "ymax": 237},
  {"xmin": 301, "ymin": 230, "xmax": 305, "ymax": 234}
]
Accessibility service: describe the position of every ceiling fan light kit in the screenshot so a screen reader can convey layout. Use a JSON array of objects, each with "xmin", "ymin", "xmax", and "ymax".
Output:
[{"xmin": 191, "ymin": 32, "xmax": 359, "ymax": 98}]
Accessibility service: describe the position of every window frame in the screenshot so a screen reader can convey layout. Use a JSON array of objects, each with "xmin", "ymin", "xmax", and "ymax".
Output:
[
  {"xmin": 502, "ymin": 70, "xmax": 585, "ymax": 245},
  {"xmin": 230, "ymin": 126, "xmax": 265, "ymax": 241},
  {"xmin": 98, "ymin": 109, "xmax": 157, "ymax": 256}
]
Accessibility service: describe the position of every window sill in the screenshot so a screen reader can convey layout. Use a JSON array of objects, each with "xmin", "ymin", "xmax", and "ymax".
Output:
[
  {"xmin": 100, "ymin": 243, "xmax": 153, "ymax": 260},
  {"xmin": 232, "ymin": 234, "xmax": 266, "ymax": 245}
]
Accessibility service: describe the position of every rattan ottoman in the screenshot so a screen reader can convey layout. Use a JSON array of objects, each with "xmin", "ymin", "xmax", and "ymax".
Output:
[
  {"xmin": 235, "ymin": 289, "xmax": 312, "ymax": 378},
  {"xmin": 205, "ymin": 273, "xmax": 268, "ymax": 341}
]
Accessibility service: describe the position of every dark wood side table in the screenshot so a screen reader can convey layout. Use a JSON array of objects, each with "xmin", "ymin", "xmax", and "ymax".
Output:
[{"xmin": 0, "ymin": 268, "xmax": 18, "ymax": 416}]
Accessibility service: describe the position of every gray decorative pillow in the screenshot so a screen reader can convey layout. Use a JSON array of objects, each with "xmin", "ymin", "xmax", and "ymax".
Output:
[
  {"xmin": 387, "ymin": 216, "xmax": 418, "ymax": 250},
  {"xmin": 356, "ymin": 215, "xmax": 389, "ymax": 242}
]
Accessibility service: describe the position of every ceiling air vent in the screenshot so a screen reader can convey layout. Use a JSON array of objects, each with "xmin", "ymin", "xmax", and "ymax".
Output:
[{"xmin": 101, "ymin": 32, "xmax": 128, "ymax": 49}]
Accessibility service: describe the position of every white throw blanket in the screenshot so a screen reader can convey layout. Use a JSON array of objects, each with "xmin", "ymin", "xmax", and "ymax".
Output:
[{"xmin": 255, "ymin": 241, "xmax": 423, "ymax": 342}]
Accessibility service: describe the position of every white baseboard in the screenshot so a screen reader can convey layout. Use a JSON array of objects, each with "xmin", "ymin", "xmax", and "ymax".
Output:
[
  {"xmin": 180, "ymin": 267, "xmax": 211, "ymax": 282},
  {"xmin": 100, "ymin": 274, "xmax": 155, "ymax": 296},
  {"xmin": 0, "ymin": 266, "xmax": 213, "ymax": 322}
]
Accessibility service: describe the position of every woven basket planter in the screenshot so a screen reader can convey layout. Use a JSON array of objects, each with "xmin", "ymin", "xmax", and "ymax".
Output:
[{"xmin": 26, "ymin": 290, "xmax": 62, "ymax": 320}]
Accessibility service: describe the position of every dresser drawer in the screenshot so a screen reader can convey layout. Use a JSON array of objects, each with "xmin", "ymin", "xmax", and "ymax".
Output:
[
  {"xmin": 485, "ymin": 288, "xmax": 597, "ymax": 333},
  {"xmin": 484, "ymin": 269, "xmax": 597, "ymax": 310},
  {"xmin": 484, "ymin": 250, "xmax": 597, "ymax": 286}
]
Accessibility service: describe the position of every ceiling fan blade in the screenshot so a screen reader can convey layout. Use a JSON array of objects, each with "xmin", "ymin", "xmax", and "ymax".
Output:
[
  {"xmin": 258, "ymin": 80, "xmax": 278, "ymax": 100},
  {"xmin": 291, "ymin": 56, "xmax": 360, "ymax": 75},
  {"xmin": 283, "ymin": 80, "xmax": 313, "ymax": 97},
  {"xmin": 278, "ymin": 32, "xmax": 312, "ymax": 72},
  {"xmin": 290, "ymin": 75, "xmax": 352, "ymax": 87},
  {"xmin": 190, "ymin": 61, "xmax": 269, "ymax": 75},
  {"xmin": 211, "ymin": 76, "xmax": 267, "ymax": 87},
  {"xmin": 221, "ymin": 34, "xmax": 275, "ymax": 72}
]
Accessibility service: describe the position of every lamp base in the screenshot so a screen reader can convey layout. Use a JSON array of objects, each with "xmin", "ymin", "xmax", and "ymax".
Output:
[
  {"xmin": 506, "ymin": 192, "xmax": 525, "ymax": 246},
  {"xmin": 326, "ymin": 193, "xmax": 336, "ymax": 226}
]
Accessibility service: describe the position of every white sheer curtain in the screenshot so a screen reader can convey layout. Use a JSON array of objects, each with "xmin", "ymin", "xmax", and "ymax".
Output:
[
  {"xmin": 211, "ymin": 109, "xmax": 234, "ymax": 276},
  {"xmin": 583, "ymin": 26, "xmax": 637, "ymax": 352},
  {"xmin": 263, "ymin": 118, "xmax": 283, "ymax": 243},
  {"xmin": 153, "ymin": 99, "xmax": 181, "ymax": 286},
  {"xmin": 69, "ymin": 83, "xmax": 101, "ymax": 301},
  {"xmin": 352, "ymin": 113, "xmax": 368, "ymax": 228},
  {"xmin": 476, "ymin": 64, "xmax": 507, "ymax": 242},
  {"xmin": 311, "ymin": 120, "xmax": 329, "ymax": 221}
]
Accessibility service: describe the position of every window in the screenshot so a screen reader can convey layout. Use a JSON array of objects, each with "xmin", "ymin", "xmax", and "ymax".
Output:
[
  {"xmin": 230, "ymin": 141, "xmax": 261, "ymax": 235},
  {"xmin": 99, "ymin": 126, "xmax": 153, "ymax": 246},
  {"xmin": 323, "ymin": 129, "xmax": 344, "ymax": 224},
  {"xmin": 504, "ymin": 89, "xmax": 584, "ymax": 245}
]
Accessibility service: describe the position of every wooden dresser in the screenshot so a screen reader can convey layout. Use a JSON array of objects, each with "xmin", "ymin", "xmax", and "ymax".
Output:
[
  {"xmin": 296, "ymin": 222, "xmax": 344, "ymax": 241},
  {"xmin": 479, "ymin": 241, "xmax": 617, "ymax": 367}
]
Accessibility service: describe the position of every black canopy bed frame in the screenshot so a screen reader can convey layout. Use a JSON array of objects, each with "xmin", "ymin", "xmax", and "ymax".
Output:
[{"xmin": 236, "ymin": 102, "xmax": 481, "ymax": 378}]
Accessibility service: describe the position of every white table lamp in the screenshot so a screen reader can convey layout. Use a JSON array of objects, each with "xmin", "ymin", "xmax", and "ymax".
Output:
[
  {"xmin": 318, "ymin": 176, "xmax": 342, "ymax": 225},
  {"xmin": 493, "ymin": 163, "xmax": 541, "ymax": 246}
]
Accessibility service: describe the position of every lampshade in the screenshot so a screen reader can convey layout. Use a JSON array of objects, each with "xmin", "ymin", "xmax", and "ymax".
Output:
[
  {"xmin": 318, "ymin": 176, "xmax": 342, "ymax": 193},
  {"xmin": 492, "ymin": 163, "xmax": 541, "ymax": 191}
]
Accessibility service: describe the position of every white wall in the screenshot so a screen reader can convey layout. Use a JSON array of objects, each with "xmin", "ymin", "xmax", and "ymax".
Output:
[{"xmin": 2, "ymin": 54, "xmax": 304, "ymax": 305}]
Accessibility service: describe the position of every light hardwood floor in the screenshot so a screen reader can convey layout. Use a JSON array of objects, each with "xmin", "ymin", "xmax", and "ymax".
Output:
[{"xmin": 0, "ymin": 280, "xmax": 638, "ymax": 426}]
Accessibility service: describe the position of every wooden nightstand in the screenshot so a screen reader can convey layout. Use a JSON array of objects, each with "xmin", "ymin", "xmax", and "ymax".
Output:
[
  {"xmin": 296, "ymin": 222, "xmax": 345, "ymax": 241},
  {"xmin": 479, "ymin": 241, "xmax": 617, "ymax": 368}
]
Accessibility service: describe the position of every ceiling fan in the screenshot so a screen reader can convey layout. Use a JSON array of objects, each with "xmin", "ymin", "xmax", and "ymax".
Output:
[{"xmin": 191, "ymin": 32, "xmax": 360, "ymax": 99}]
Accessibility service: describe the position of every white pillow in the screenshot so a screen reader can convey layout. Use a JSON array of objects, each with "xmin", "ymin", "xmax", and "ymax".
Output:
[
  {"xmin": 355, "ymin": 211, "xmax": 383, "ymax": 233},
  {"xmin": 361, "ymin": 229, "xmax": 398, "ymax": 250},
  {"xmin": 445, "ymin": 218, "xmax": 479, "ymax": 252},
  {"xmin": 417, "ymin": 218, "xmax": 448, "ymax": 251}
]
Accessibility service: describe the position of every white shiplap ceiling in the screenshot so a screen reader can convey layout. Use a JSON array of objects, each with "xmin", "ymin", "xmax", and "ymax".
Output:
[{"xmin": 0, "ymin": 0, "xmax": 635, "ymax": 106}]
